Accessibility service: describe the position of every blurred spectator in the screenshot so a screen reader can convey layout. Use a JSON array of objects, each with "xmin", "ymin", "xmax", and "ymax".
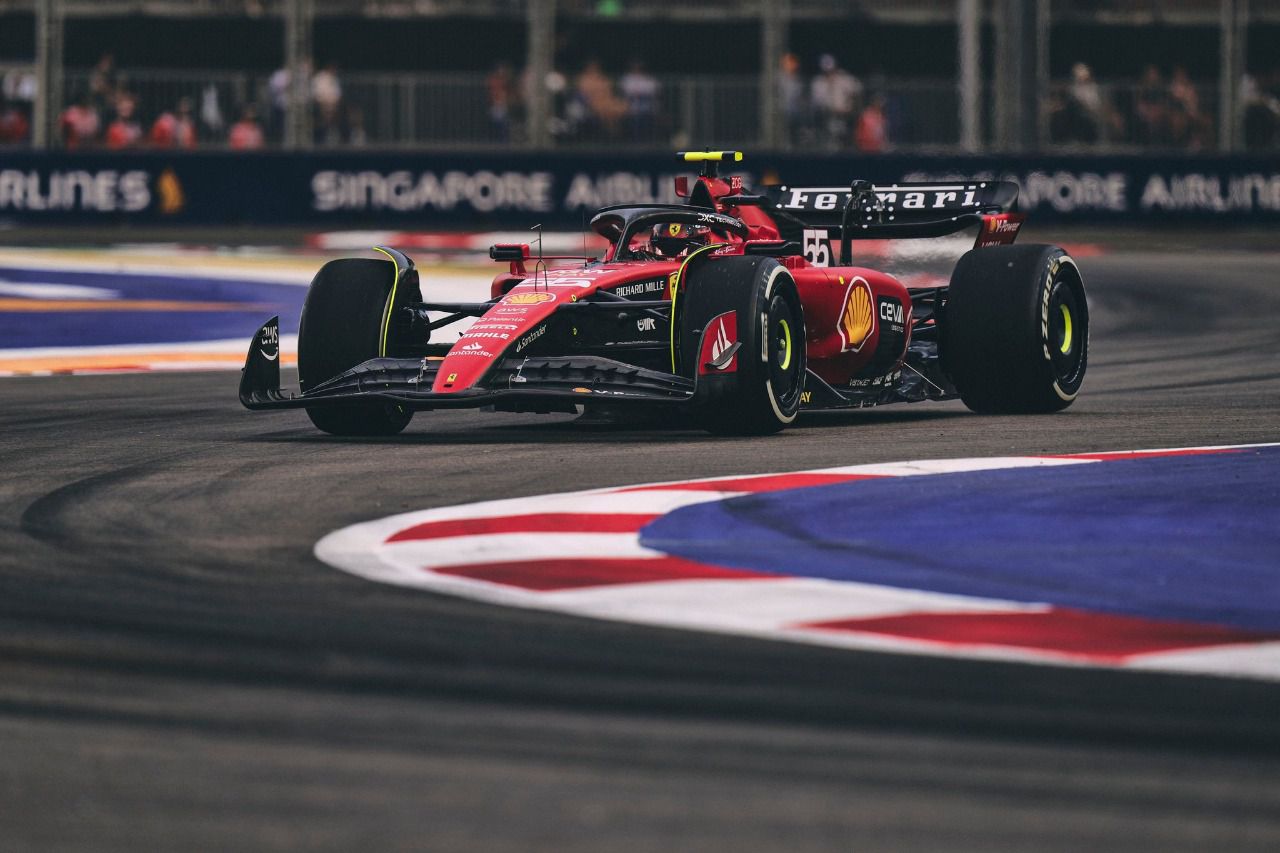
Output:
[
  {"xmin": 810, "ymin": 54, "xmax": 862, "ymax": 148},
  {"xmin": 1168, "ymin": 65, "xmax": 1211, "ymax": 150},
  {"xmin": 1050, "ymin": 61, "xmax": 1122, "ymax": 145},
  {"xmin": 619, "ymin": 59, "xmax": 660, "ymax": 141},
  {"xmin": 59, "ymin": 92, "xmax": 100, "ymax": 149},
  {"xmin": 778, "ymin": 52, "xmax": 808, "ymax": 144},
  {"xmin": 1134, "ymin": 64, "xmax": 1169, "ymax": 145},
  {"xmin": 0, "ymin": 70, "xmax": 33, "ymax": 145},
  {"xmin": 2, "ymin": 68, "xmax": 37, "ymax": 112},
  {"xmin": 88, "ymin": 53, "xmax": 119, "ymax": 118},
  {"xmin": 314, "ymin": 114, "xmax": 342, "ymax": 145},
  {"xmin": 570, "ymin": 59, "xmax": 626, "ymax": 140},
  {"xmin": 533, "ymin": 67, "xmax": 572, "ymax": 139},
  {"xmin": 345, "ymin": 103, "xmax": 368, "ymax": 146},
  {"xmin": 229, "ymin": 105, "xmax": 265, "ymax": 150},
  {"xmin": 854, "ymin": 92, "xmax": 889, "ymax": 152},
  {"xmin": 201, "ymin": 84, "xmax": 225, "ymax": 139},
  {"xmin": 1242, "ymin": 72, "xmax": 1279, "ymax": 150},
  {"xmin": 1066, "ymin": 61, "xmax": 1103, "ymax": 143},
  {"xmin": 312, "ymin": 61, "xmax": 343, "ymax": 145},
  {"xmin": 486, "ymin": 61, "xmax": 521, "ymax": 141},
  {"xmin": 312, "ymin": 62, "xmax": 342, "ymax": 112},
  {"xmin": 267, "ymin": 61, "xmax": 304, "ymax": 143},
  {"xmin": 0, "ymin": 96, "xmax": 30, "ymax": 145},
  {"xmin": 105, "ymin": 93, "xmax": 143, "ymax": 149},
  {"xmin": 149, "ymin": 97, "xmax": 196, "ymax": 149}
]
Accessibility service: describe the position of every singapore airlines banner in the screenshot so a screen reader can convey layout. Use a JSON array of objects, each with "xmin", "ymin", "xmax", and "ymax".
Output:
[{"xmin": 1, "ymin": 151, "xmax": 1278, "ymax": 225}]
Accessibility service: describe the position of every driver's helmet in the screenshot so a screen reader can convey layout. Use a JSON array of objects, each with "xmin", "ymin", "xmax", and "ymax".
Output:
[{"xmin": 650, "ymin": 222, "xmax": 710, "ymax": 258}]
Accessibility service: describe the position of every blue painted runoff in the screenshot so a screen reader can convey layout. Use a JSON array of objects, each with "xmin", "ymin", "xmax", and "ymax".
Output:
[
  {"xmin": 0, "ymin": 266, "xmax": 305, "ymax": 349},
  {"xmin": 639, "ymin": 446, "xmax": 1280, "ymax": 631}
]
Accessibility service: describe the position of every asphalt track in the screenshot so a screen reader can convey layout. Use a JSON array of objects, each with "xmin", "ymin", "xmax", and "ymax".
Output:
[{"xmin": 2, "ymin": 246, "xmax": 1279, "ymax": 851}]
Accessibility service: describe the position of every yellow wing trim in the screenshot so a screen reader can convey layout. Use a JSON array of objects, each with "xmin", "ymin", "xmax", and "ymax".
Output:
[
  {"xmin": 372, "ymin": 246, "xmax": 401, "ymax": 358},
  {"xmin": 669, "ymin": 243, "xmax": 726, "ymax": 373}
]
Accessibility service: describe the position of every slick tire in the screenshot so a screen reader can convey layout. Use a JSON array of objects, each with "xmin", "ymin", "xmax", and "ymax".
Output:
[
  {"xmin": 298, "ymin": 257, "xmax": 413, "ymax": 436},
  {"xmin": 676, "ymin": 255, "xmax": 806, "ymax": 435},
  {"xmin": 942, "ymin": 244, "xmax": 1088, "ymax": 414}
]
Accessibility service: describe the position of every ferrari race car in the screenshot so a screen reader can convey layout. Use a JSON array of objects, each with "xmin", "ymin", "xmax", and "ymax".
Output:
[{"xmin": 240, "ymin": 151, "xmax": 1088, "ymax": 435}]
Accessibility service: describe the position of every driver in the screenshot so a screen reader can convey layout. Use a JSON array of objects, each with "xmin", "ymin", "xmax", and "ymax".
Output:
[{"xmin": 648, "ymin": 222, "xmax": 710, "ymax": 258}]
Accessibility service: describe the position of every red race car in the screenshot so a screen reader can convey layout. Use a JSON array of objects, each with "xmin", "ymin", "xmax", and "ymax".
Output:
[{"xmin": 241, "ymin": 151, "xmax": 1088, "ymax": 435}]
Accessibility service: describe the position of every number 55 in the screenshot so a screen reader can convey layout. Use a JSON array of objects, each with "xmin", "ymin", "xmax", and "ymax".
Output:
[{"xmin": 803, "ymin": 229, "xmax": 830, "ymax": 267}]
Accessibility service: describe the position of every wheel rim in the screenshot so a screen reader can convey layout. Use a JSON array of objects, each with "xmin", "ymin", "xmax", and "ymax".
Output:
[
  {"xmin": 767, "ymin": 293, "xmax": 802, "ymax": 404},
  {"xmin": 777, "ymin": 318, "xmax": 793, "ymax": 371},
  {"xmin": 1048, "ymin": 279, "xmax": 1085, "ymax": 383}
]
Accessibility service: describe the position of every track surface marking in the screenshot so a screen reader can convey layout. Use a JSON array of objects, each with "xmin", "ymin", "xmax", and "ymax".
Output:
[
  {"xmin": 1, "ymin": 248, "xmax": 1278, "ymax": 851},
  {"xmin": 319, "ymin": 444, "xmax": 1280, "ymax": 680}
]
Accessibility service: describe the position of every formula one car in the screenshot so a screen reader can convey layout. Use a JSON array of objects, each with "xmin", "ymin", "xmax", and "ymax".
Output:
[{"xmin": 240, "ymin": 151, "xmax": 1088, "ymax": 435}]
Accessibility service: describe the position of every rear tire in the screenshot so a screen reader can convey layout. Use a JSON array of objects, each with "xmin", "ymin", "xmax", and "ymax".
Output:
[
  {"xmin": 676, "ymin": 255, "xmax": 806, "ymax": 435},
  {"xmin": 298, "ymin": 257, "xmax": 413, "ymax": 436},
  {"xmin": 942, "ymin": 244, "xmax": 1088, "ymax": 414}
]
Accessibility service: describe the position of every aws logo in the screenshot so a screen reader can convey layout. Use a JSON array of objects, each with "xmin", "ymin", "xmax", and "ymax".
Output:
[{"xmin": 257, "ymin": 319, "xmax": 279, "ymax": 361}]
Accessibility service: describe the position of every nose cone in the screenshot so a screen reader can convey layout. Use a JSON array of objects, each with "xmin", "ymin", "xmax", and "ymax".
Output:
[{"xmin": 431, "ymin": 290, "xmax": 561, "ymax": 393}]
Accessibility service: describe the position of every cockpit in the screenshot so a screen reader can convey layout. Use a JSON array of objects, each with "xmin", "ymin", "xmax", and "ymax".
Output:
[{"xmin": 590, "ymin": 205, "xmax": 750, "ymax": 262}]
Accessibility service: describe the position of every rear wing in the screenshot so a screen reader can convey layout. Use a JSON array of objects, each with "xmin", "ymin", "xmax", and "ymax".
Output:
[{"xmin": 763, "ymin": 180, "xmax": 1019, "ymax": 263}]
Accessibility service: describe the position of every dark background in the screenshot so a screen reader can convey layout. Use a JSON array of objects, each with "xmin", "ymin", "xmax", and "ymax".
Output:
[{"xmin": 3, "ymin": 13, "xmax": 1276, "ymax": 77}]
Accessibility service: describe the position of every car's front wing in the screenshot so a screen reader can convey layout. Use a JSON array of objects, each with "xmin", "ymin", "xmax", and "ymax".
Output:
[{"xmin": 239, "ymin": 317, "xmax": 696, "ymax": 413}]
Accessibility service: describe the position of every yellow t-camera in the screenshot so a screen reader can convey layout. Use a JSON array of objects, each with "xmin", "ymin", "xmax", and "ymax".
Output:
[
  {"xmin": 678, "ymin": 151, "xmax": 744, "ymax": 163},
  {"xmin": 677, "ymin": 150, "xmax": 744, "ymax": 177}
]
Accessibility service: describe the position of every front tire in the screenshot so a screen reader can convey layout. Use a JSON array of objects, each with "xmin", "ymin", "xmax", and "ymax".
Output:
[
  {"xmin": 942, "ymin": 244, "xmax": 1088, "ymax": 414},
  {"xmin": 676, "ymin": 255, "xmax": 806, "ymax": 435},
  {"xmin": 298, "ymin": 257, "xmax": 414, "ymax": 436}
]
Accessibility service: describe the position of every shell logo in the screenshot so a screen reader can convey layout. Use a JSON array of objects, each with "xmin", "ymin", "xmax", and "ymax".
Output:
[
  {"xmin": 157, "ymin": 168, "xmax": 186, "ymax": 215},
  {"xmin": 504, "ymin": 292, "xmax": 556, "ymax": 305},
  {"xmin": 839, "ymin": 279, "xmax": 874, "ymax": 352}
]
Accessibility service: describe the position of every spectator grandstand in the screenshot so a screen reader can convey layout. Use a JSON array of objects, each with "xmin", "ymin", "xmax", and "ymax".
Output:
[{"xmin": 0, "ymin": 0, "xmax": 1275, "ymax": 153}]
